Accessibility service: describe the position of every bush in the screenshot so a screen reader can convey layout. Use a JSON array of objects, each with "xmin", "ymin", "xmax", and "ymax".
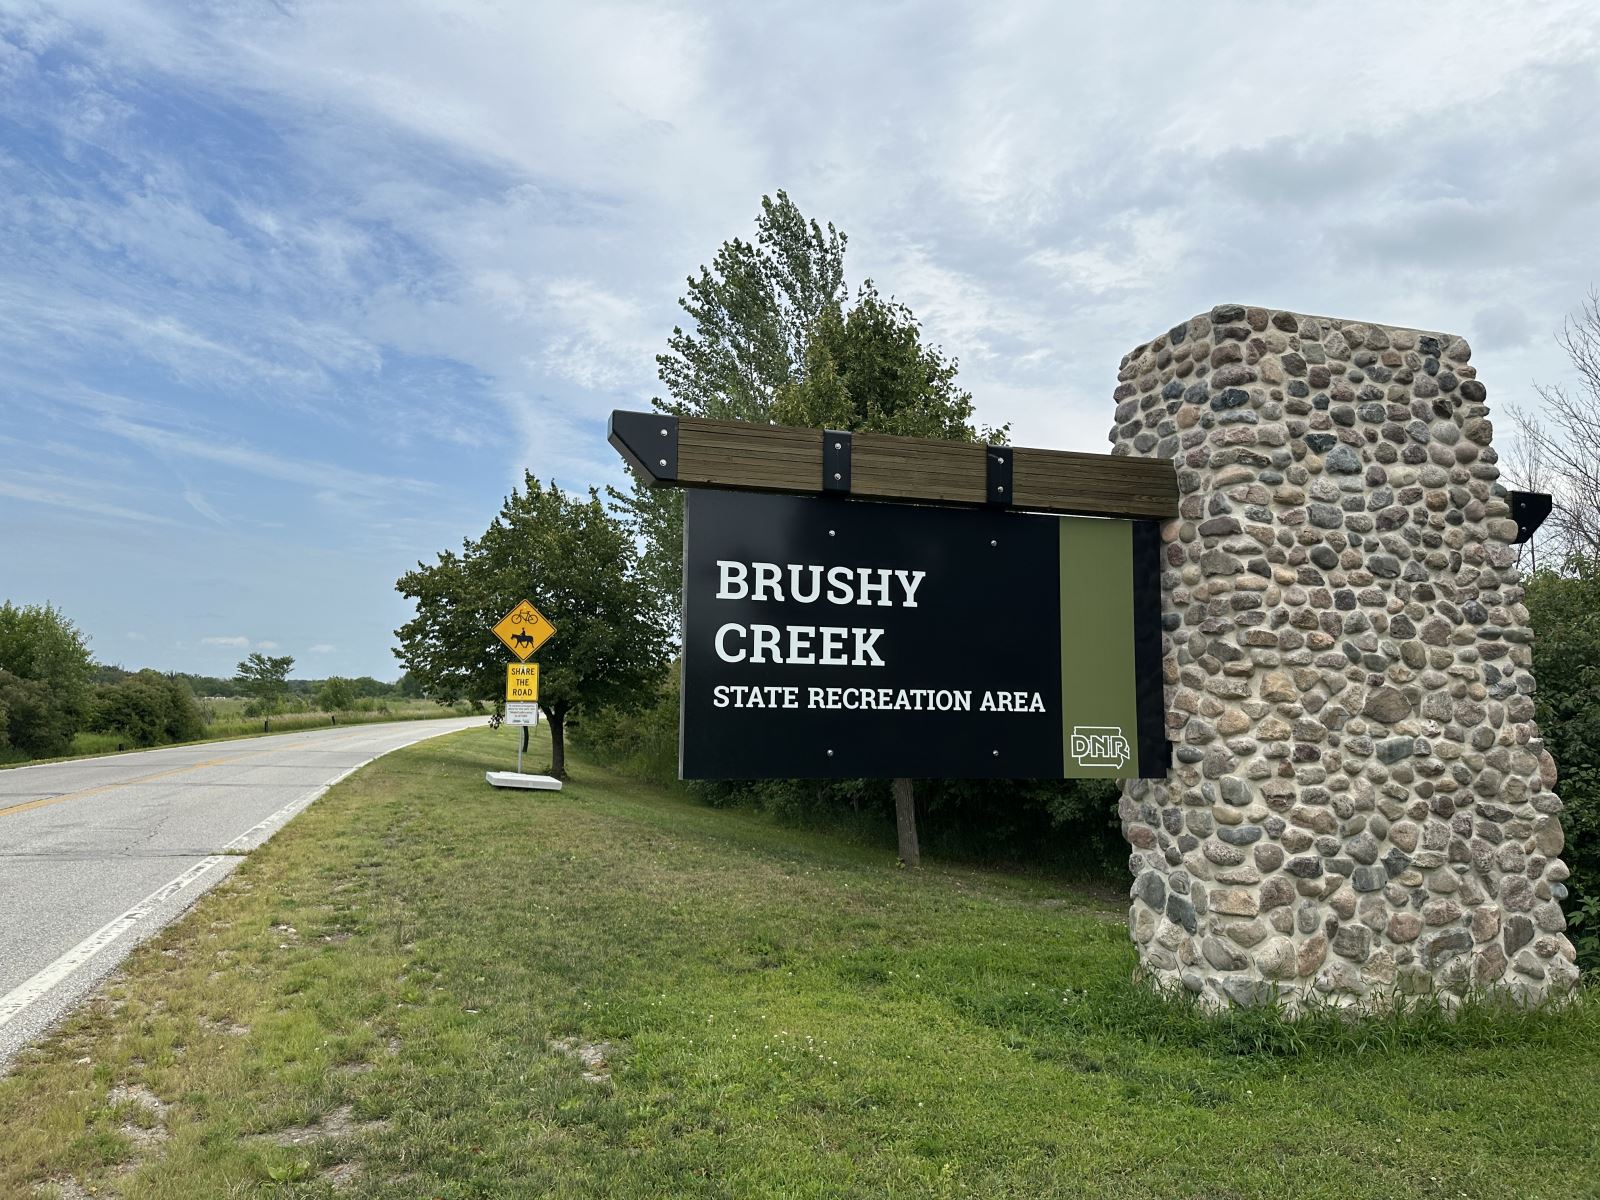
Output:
[
  {"xmin": 1526, "ymin": 561, "xmax": 1600, "ymax": 969},
  {"xmin": 0, "ymin": 602, "xmax": 93, "ymax": 758},
  {"xmin": 90, "ymin": 671, "xmax": 205, "ymax": 748},
  {"xmin": 316, "ymin": 676, "xmax": 356, "ymax": 712},
  {"xmin": 575, "ymin": 670, "xmax": 1126, "ymax": 872}
]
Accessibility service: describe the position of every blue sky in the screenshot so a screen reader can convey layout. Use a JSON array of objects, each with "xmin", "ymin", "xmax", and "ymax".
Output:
[{"xmin": 3, "ymin": 1, "xmax": 1599, "ymax": 679}]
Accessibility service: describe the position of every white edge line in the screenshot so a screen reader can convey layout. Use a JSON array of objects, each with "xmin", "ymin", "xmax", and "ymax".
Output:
[
  {"xmin": 0, "ymin": 718, "xmax": 476, "ymax": 1031},
  {"xmin": 0, "ymin": 855, "xmax": 227, "ymax": 1026}
]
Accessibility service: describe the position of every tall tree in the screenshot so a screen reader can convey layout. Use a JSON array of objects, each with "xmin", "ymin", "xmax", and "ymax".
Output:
[
  {"xmin": 0, "ymin": 601, "xmax": 94, "ymax": 758},
  {"xmin": 235, "ymin": 652, "xmax": 295, "ymax": 713},
  {"xmin": 395, "ymin": 477, "xmax": 669, "ymax": 778},
  {"xmin": 615, "ymin": 191, "xmax": 848, "ymax": 605},
  {"xmin": 618, "ymin": 192, "xmax": 1001, "ymax": 866}
]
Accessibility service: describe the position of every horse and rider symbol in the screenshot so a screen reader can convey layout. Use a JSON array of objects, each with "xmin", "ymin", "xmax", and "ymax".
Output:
[{"xmin": 493, "ymin": 599, "xmax": 556, "ymax": 660}]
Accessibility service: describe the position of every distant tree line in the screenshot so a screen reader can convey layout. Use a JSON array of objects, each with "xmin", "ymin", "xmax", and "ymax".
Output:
[{"xmin": 0, "ymin": 602, "xmax": 434, "ymax": 764}]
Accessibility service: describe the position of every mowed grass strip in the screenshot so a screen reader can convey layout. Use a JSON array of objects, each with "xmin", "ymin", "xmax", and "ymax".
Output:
[{"xmin": 2, "ymin": 726, "xmax": 1596, "ymax": 1199}]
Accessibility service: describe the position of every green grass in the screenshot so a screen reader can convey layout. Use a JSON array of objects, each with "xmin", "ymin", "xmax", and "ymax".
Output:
[{"xmin": 3, "ymin": 725, "xmax": 1596, "ymax": 1198}]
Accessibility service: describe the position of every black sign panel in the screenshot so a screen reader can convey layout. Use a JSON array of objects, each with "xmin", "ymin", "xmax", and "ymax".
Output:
[{"xmin": 680, "ymin": 488, "xmax": 1164, "ymax": 780}]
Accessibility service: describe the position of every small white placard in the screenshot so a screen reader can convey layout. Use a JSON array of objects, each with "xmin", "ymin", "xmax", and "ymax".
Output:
[{"xmin": 505, "ymin": 702, "xmax": 540, "ymax": 726}]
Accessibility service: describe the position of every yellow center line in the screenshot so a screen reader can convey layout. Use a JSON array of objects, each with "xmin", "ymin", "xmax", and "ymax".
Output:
[
  {"xmin": 0, "ymin": 758, "xmax": 237, "ymax": 819},
  {"xmin": 0, "ymin": 728, "xmax": 390, "ymax": 820}
]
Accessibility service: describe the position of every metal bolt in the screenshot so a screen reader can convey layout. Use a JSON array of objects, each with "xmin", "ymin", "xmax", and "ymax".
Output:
[
  {"xmin": 828, "ymin": 530, "xmax": 836, "ymax": 537},
  {"xmin": 827, "ymin": 749, "xmax": 834, "ymax": 757},
  {"xmin": 833, "ymin": 472, "xmax": 841, "ymax": 481},
  {"xmin": 996, "ymin": 485, "xmax": 1005, "ymax": 493},
  {"xmin": 992, "ymin": 750, "xmax": 999, "ymax": 757},
  {"xmin": 834, "ymin": 441, "xmax": 842, "ymax": 450},
  {"xmin": 990, "ymin": 539, "xmax": 997, "ymax": 547},
  {"xmin": 659, "ymin": 428, "xmax": 669, "ymax": 437},
  {"xmin": 998, "ymin": 456, "xmax": 1005, "ymax": 464},
  {"xmin": 659, "ymin": 459, "xmax": 668, "ymax": 467}
]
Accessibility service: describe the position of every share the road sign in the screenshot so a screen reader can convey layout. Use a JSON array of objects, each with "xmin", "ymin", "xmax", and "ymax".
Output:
[
  {"xmin": 507, "ymin": 663, "xmax": 540, "ymax": 702},
  {"xmin": 493, "ymin": 599, "xmax": 555, "ymax": 662}
]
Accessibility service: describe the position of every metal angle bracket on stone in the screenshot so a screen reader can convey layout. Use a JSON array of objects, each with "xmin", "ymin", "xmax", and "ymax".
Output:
[{"xmin": 1508, "ymin": 491, "xmax": 1553, "ymax": 545}]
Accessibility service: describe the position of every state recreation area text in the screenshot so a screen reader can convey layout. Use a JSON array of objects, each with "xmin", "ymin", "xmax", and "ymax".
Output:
[{"xmin": 712, "ymin": 685, "xmax": 1048, "ymax": 713}]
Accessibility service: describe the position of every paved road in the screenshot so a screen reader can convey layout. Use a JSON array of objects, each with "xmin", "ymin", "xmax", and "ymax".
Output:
[{"xmin": 0, "ymin": 716, "xmax": 482, "ymax": 1070}]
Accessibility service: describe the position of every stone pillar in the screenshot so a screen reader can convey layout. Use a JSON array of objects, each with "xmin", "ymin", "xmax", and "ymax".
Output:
[{"xmin": 1113, "ymin": 304, "xmax": 1578, "ymax": 1010}]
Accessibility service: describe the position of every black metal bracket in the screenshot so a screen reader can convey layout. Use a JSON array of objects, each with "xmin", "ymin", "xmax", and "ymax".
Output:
[
  {"xmin": 1509, "ymin": 491, "xmax": 1553, "ymax": 545},
  {"xmin": 823, "ymin": 430, "xmax": 851, "ymax": 493},
  {"xmin": 608, "ymin": 410, "xmax": 678, "ymax": 482},
  {"xmin": 985, "ymin": 445, "xmax": 1012, "ymax": 507}
]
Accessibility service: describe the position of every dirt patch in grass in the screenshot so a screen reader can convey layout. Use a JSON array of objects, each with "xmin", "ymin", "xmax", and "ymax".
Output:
[
  {"xmin": 271, "ymin": 1104, "xmax": 388, "ymax": 1147},
  {"xmin": 550, "ymin": 1035, "xmax": 625, "ymax": 1083}
]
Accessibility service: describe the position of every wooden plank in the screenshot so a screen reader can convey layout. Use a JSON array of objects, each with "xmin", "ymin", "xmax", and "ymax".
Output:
[
  {"xmin": 1013, "ymin": 449, "xmax": 1177, "ymax": 519},
  {"xmin": 610, "ymin": 410, "xmax": 1178, "ymax": 519},
  {"xmin": 852, "ymin": 433, "xmax": 986, "ymax": 504},
  {"xmin": 677, "ymin": 418, "xmax": 821, "ymax": 492}
]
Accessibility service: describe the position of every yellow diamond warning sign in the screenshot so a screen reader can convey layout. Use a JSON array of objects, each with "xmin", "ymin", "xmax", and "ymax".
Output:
[
  {"xmin": 506, "ymin": 663, "xmax": 540, "ymax": 702},
  {"xmin": 493, "ymin": 599, "xmax": 555, "ymax": 662}
]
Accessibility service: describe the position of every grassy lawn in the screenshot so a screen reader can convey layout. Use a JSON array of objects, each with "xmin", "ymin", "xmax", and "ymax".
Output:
[{"xmin": 3, "ymin": 725, "xmax": 1596, "ymax": 1199}]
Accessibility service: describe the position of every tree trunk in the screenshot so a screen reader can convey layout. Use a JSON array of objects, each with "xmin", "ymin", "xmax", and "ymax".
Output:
[
  {"xmin": 548, "ymin": 708, "xmax": 566, "ymax": 779},
  {"xmin": 893, "ymin": 777, "xmax": 920, "ymax": 867}
]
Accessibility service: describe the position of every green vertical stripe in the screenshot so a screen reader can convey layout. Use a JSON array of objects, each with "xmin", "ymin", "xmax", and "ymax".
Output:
[{"xmin": 1058, "ymin": 518, "xmax": 1139, "ymax": 778}]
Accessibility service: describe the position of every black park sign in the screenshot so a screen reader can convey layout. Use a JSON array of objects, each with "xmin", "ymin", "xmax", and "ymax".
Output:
[{"xmin": 608, "ymin": 411, "xmax": 1178, "ymax": 782}]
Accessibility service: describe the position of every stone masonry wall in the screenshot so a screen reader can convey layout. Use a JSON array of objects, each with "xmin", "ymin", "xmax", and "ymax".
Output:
[{"xmin": 1111, "ymin": 303, "xmax": 1578, "ymax": 1010}]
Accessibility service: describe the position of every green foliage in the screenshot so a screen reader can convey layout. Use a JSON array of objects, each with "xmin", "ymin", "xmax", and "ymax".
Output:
[
  {"xmin": 316, "ymin": 676, "xmax": 357, "ymax": 712},
  {"xmin": 233, "ymin": 652, "xmax": 295, "ymax": 713},
  {"xmin": 1525, "ymin": 559, "xmax": 1600, "ymax": 968},
  {"xmin": 89, "ymin": 670, "xmax": 204, "ymax": 747},
  {"xmin": 771, "ymin": 283, "xmax": 1002, "ymax": 443},
  {"xmin": 613, "ymin": 191, "xmax": 850, "ymax": 607},
  {"xmin": 571, "ymin": 670, "xmax": 681, "ymax": 785},
  {"xmin": 395, "ymin": 476, "xmax": 670, "ymax": 775},
  {"xmin": 0, "ymin": 601, "xmax": 94, "ymax": 758}
]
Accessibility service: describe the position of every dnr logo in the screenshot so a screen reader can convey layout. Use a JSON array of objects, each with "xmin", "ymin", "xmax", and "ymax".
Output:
[{"xmin": 1071, "ymin": 725, "xmax": 1131, "ymax": 769}]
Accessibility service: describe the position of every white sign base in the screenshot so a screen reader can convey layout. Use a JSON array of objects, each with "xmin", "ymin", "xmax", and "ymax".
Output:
[{"xmin": 485, "ymin": 771, "xmax": 563, "ymax": 791}]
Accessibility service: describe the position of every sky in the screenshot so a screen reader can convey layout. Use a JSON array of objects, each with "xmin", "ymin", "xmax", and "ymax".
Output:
[{"xmin": 2, "ymin": 0, "xmax": 1598, "ymax": 680}]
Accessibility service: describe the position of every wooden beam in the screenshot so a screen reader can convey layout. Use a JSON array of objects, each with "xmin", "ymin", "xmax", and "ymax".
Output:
[{"xmin": 608, "ymin": 410, "xmax": 1178, "ymax": 520}]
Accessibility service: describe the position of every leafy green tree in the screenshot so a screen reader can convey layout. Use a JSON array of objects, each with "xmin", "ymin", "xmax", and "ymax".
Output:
[
  {"xmin": 91, "ymin": 671, "xmax": 204, "ymax": 747},
  {"xmin": 235, "ymin": 652, "xmax": 295, "ymax": 713},
  {"xmin": 395, "ymin": 477, "xmax": 669, "ymax": 778},
  {"xmin": 0, "ymin": 601, "xmax": 94, "ymax": 758},
  {"xmin": 316, "ymin": 676, "xmax": 356, "ymax": 712},
  {"xmin": 770, "ymin": 285, "xmax": 988, "ymax": 441},
  {"xmin": 611, "ymin": 192, "xmax": 1009, "ymax": 866},
  {"xmin": 614, "ymin": 190, "xmax": 849, "ymax": 605},
  {"xmin": 1526, "ymin": 559, "xmax": 1600, "ymax": 966}
]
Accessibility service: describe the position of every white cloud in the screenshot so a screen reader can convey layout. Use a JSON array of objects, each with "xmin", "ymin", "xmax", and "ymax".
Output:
[
  {"xmin": 201, "ymin": 635, "xmax": 250, "ymax": 648},
  {"xmin": 309, "ymin": 643, "xmax": 335, "ymax": 653}
]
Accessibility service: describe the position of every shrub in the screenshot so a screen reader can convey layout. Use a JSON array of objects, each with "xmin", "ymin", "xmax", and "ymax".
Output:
[
  {"xmin": 90, "ymin": 671, "xmax": 205, "ymax": 747},
  {"xmin": 575, "ymin": 670, "xmax": 1126, "ymax": 872},
  {"xmin": 1526, "ymin": 561, "xmax": 1600, "ymax": 969},
  {"xmin": 316, "ymin": 676, "xmax": 356, "ymax": 712},
  {"xmin": 0, "ymin": 602, "xmax": 93, "ymax": 758}
]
